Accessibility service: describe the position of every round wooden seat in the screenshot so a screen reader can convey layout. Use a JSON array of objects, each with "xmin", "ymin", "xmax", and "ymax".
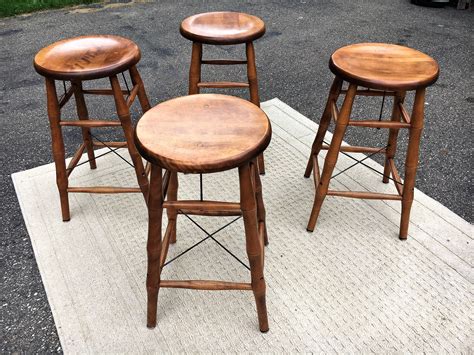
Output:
[
  {"xmin": 180, "ymin": 11, "xmax": 265, "ymax": 45},
  {"xmin": 329, "ymin": 43, "xmax": 439, "ymax": 91},
  {"xmin": 34, "ymin": 35, "xmax": 141, "ymax": 80},
  {"xmin": 135, "ymin": 94, "xmax": 271, "ymax": 173}
]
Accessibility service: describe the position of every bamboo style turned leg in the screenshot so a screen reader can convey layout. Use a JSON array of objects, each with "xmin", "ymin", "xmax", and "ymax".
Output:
[
  {"xmin": 129, "ymin": 65, "xmax": 151, "ymax": 113},
  {"xmin": 188, "ymin": 42, "xmax": 202, "ymax": 95},
  {"xmin": 307, "ymin": 83, "xmax": 357, "ymax": 232},
  {"xmin": 167, "ymin": 172, "xmax": 178, "ymax": 244},
  {"xmin": 252, "ymin": 159, "xmax": 268, "ymax": 246},
  {"xmin": 399, "ymin": 88, "xmax": 425, "ymax": 240},
  {"xmin": 246, "ymin": 42, "xmax": 265, "ymax": 175},
  {"xmin": 382, "ymin": 91, "xmax": 406, "ymax": 183},
  {"xmin": 239, "ymin": 163, "xmax": 269, "ymax": 332},
  {"xmin": 304, "ymin": 77, "xmax": 343, "ymax": 178},
  {"xmin": 45, "ymin": 78, "xmax": 70, "ymax": 221},
  {"xmin": 146, "ymin": 164, "xmax": 163, "ymax": 328},
  {"xmin": 109, "ymin": 75, "xmax": 150, "ymax": 201},
  {"xmin": 72, "ymin": 81, "xmax": 96, "ymax": 169}
]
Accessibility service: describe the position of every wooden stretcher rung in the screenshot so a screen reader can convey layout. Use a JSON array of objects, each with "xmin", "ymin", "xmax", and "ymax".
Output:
[
  {"xmin": 126, "ymin": 85, "xmax": 140, "ymax": 108},
  {"xmin": 399, "ymin": 103, "xmax": 411, "ymax": 124},
  {"xmin": 178, "ymin": 209, "xmax": 242, "ymax": 217},
  {"xmin": 66, "ymin": 143, "xmax": 86, "ymax": 177},
  {"xmin": 321, "ymin": 145, "xmax": 386, "ymax": 154},
  {"xmin": 340, "ymin": 89, "xmax": 396, "ymax": 97},
  {"xmin": 82, "ymin": 89, "xmax": 128, "ymax": 96},
  {"xmin": 389, "ymin": 158, "xmax": 404, "ymax": 196},
  {"xmin": 159, "ymin": 280, "xmax": 252, "ymax": 291},
  {"xmin": 164, "ymin": 200, "xmax": 241, "ymax": 215},
  {"xmin": 92, "ymin": 141, "xmax": 127, "ymax": 148},
  {"xmin": 59, "ymin": 86, "xmax": 75, "ymax": 108},
  {"xmin": 67, "ymin": 186, "xmax": 141, "ymax": 193},
  {"xmin": 348, "ymin": 120, "xmax": 411, "ymax": 129},
  {"xmin": 312, "ymin": 155, "xmax": 320, "ymax": 186},
  {"xmin": 201, "ymin": 59, "xmax": 247, "ymax": 65},
  {"xmin": 60, "ymin": 120, "xmax": 122, "ymax": 127},
  {"xmin": 330, "ymin": 100, "xmax": 339, "ymax": 122},
  {"xmin": 327, "ymin": 190, "xmax": 402, "ymax": 200},
  {"xmin": 160, "ymin": 223, "xmax": 173, "ymax": 269},
  {"xmin": 197, "ymin": 81, "xmax": 250, "ymax": 89}
]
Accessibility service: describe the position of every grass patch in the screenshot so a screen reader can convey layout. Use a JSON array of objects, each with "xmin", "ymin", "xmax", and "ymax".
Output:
[{"xmin": 0, "ymin": 0, "xmax": 100, "ymax": 17}]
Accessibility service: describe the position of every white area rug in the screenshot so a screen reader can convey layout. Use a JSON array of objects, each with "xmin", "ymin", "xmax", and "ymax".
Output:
[{"xmin": 12, "ymin": 99, "xmax": 473, "ymax": 353}]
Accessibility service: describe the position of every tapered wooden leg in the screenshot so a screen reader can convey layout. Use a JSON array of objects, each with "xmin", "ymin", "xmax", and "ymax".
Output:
[
  {"xmin": 246, "ymin": 42, "xmax": 265, "ymax": 175},
  {"xmin": 382, "ymin": 91, "xmax": 406, "ymax": 183},
  {"xmin": 252, "ymin": 159, "xmax": 268, "ymax": 246},
  {"xmin": 400, "ymin": 88, "xmax": 425, "ymax": 240},
  {"xmin": 72, "ymin": 81, "xmax": 96, "ymax": 169},
  {"xmin": 167, "ymin": 172, "xmax": 178, "ymax": 244},
  {"xmin": 239, "ymin": 163, "xmax": 268, "ymax": 332},
  {"xmin": 45, "ymin": 78, "xmax": 70, "ymax": 221},
  {"xmin": 188, "ymin": 42, "xmax": 202, "ymax": 95},
  {"xmin": 307, "ymin": 83, "xmax": 357, "ymax": 232},
  {"xmin": 304, "ymin": 77, "xmax": 343, "ymax": 178},
  {"xmin": 129, "ymin": 66, "xmax": 151, "ymax": 113},
  {"xmin": 146, "ymin": 164, "xmax": 163, "ymax": 328},
  {"xmin": 110, "ymin": 75, "xmax": 149, "ymax": 201}
]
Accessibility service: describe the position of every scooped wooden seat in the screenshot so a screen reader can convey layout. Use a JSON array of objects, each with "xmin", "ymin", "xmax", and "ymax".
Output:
[
  {"xmin": 34, "ymin": 35, "xmax": 141, "ymax": 80},
  {"xmin": 135, "ymin": 94, "xmax": 271, "ymax": 173},
  {"xmin": 180, "ymin": 11, "xmax": 265, "ymax": 45},
  {"xmin": 329, "ymin": 43, "xmax": 439, "ymax": 91}
]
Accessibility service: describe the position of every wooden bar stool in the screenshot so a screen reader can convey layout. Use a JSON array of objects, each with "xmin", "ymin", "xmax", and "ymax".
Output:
[
  {"xmin": 304, "ymin": 43, "xmax": 439, "ymax": 240},
  {"xmin": 135, "ymin": 94, "xmax": 271, "ymax": 332},
  {"xmin": 180, "ymin": 11, "xmax": 267, "ymax": 174},
  {"xmin": 34, "ymin": 35, "xmax": 151, "ymax": 221}
]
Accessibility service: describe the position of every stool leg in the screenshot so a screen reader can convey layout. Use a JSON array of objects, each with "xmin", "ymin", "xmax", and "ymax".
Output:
[
  {"xmin": 307, "ymin": 83, "xmax": 357, "ymax": 232},
  {"xmin": 129, "ymin": 65, "xmax": 151, "ymax": 113},
  {"xmin": 167, "ymin": 172, "xmax": 178, "ymax": 244},
  {"xmin": 110, "ymin": 75, "xmax": 150, "ymax": 201},
  {"xmin": 188, "ymin": 42, "xmax": 202, "ymax": 95},
  {"xmin": 304, "ymin": 77, "xmax": 343, "ymax": 178},
  {"xmin": 382, "ymin": 91, "xmax": 406, "ymax": 183},
  {"xmin": 72, "ymin": 81, "xmax": 96, "ymax": 169},
  {"xmin": 400, "ymin": 88, "xmax": 425, "ymax": 240},
  {"xmin": 246, "ymin": 42, "xmax": 265, "ymax": 175},
  {"xmin": 239, "ymin": 163, "xmax": 269, "ymax": 332},
  {"xmin": 146, "ymin": 164, "xmax": 163, "ymax": 328},
  {"xmin": 45, "ymin": 78, "xmax": 70, "ymax": 221},
  {"xmin": 252, "ymin": 159, "xmax": 268, "ymax": 246}
]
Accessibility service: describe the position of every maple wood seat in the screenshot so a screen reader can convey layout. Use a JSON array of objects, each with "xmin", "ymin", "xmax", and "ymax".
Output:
[
  {"xmin": 34, "ymin": 35, "xmax": 141, "ymax": 80},
  {"xmin": 135, "ymin": 94, "xmax": 271, "ymax": 332},
  {"xmin": 34, "ymin": 35, "xmax": 151, "ymax": 221},
  {"xmin": 180, "ymin": 11, "xmax": 267, "ymax": 174},
  {"xmin": 135, "ymin": 94, "xmax": 271, "ymax": 173},
  {"xmin": 180, "ymin": 11, "xmax": 265, "ymax": 45},
  {"xmin": 329, "ymin": 43, "xmax": 439, "ymax": 91},
  {"xmin": 304, "ymin": 43, "xmax": 439, "ymax": 240}
]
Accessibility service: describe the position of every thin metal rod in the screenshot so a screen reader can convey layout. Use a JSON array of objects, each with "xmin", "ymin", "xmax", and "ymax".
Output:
[
  {"xmin": 66, "ymin": 145, "xmax": 121, "ymax": 172},
  {"xmin": 200, "ymin": 173, "xmax": 203, "ymax": 201},
  {"xmin": 163, "ymin": 213, "xmax": 243, "ymax": 267},
  {"xmin": 330, "ymin": 145, "xmax": 387, "ymax": 180},
  {"xmin": 90, "ymin": 133, "xmax": 134, "ymax": 168},
  {"xmin": 210, "ymin": 235, "xmax": 250, "ymax": 270}
]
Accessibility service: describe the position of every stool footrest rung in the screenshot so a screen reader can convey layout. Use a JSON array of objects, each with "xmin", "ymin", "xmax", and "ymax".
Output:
[
  {"xmin": 399, "ymin": 103, "xmax": 411, "ymax": 124},
  {"xmin": 92, "ymin": 141, "xmax": 127, "ymax": 148},
  {"xmin": 67, "ymin": 186, "xmax": 141, "ymax": 193},
  {"xmin": 59, "ymin": 86, "xmax": 75, "ymax": 108},
  {"xmin": 389, "ymin": 159, "xmax": 404, "ymax": 196},
  {"xmin": 60, "ymin": 120, "xmax": 122, "ymax": 128},
  {"xmin": 82, "ymin": 89, "xmax": 129, "ymax": 96},
  {"xmin": 327, "ymin": 190, "xmax": 402, "ymax": 200},
  {"xmin": 321, "ymin": 145, "xmax": 386, "ymax": 154},
  {"xmin": 201, "ymin": 59, "xmax": 247, "ymax": 65},
  {"xmin": 164, "ymin": 200, "xmax": 241, "ymax": 216},
  {"xmin": 126, "ymin": 85, "xmax": 140, "ymax": 108},
  {"xmin": 197, "ymin": 81, "xmax": 250, "ymax": 89},
  {"xmin": 340, "ymin": 89, "xmax": 396, "ymax": 97},
  {"xmin": 67, "ymin": 143, "xmax": 86, "ymax": 177},
  {"xmin": 160, "ymin": 280, "xmax": 252, "ymax": 291},
  {"xmin": 348, "ymin": 120, "xmax": 411, "ymax": 129}
]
